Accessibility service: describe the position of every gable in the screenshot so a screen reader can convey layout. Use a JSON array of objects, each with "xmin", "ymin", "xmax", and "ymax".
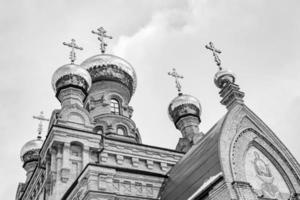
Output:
[{"xmin": 219, "ymin": 104, "xmax": 300, "ymax": 199}]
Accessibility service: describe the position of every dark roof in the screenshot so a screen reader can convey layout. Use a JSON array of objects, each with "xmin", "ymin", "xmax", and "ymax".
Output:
[{"xmin": 160, "ymin": 116, "xmax": 226, "ymax": 200}]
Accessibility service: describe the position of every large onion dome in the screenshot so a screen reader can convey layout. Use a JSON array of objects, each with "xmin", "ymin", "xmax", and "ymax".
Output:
[
  {"xmin": 168, "ymin": 93, "xmax": 202, "ymax": 124},
  {"xmin": 51, "ymin": 63, "xmax": 92, "ymax": 95},
  {"xmin": 20, "ymin": 137, "xmax": 43, "ymax": 163},
  {"xmin": 214, "ymin": 68, "xmax": 236, "ymax": 89},
  {"xmin": 81, "ymin": 54, "xmax": 137, "ymax": 96}
]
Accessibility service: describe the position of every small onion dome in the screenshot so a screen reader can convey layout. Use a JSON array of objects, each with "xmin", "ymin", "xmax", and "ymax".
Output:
[
  {"xmin": 168, "ymin": 93, "xmax": 202, "ymax": 124},
  {"xmin": 51, "ymin": 63, "xmax": 92, "ymax": 95},
  {"xmin": 20, "ymin": 138, "xmax": 43, "ymax": 163},
  {"xmin": 214, "ymin": 68, "xmax": 236, "ymax": 89},
  {"xmin": 81, "ymin": 54, "xmax": 137, "ymax": 96}
]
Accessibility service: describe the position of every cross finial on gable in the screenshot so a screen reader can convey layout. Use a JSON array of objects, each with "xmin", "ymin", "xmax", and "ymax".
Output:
[
  {"xmin": 91, "ymin": 27, "xmax": 113, "ymax": 54},
  {"xmin": 63, "ymin": 39, "xmax": 83, "ymax": 64},
  {"xmin": 168, "ymin": 68, "xmax": 184, "ymax": 94},
  {"xmin": 205, "ymin": 42, "xmax": 222, "ymax": 70}
]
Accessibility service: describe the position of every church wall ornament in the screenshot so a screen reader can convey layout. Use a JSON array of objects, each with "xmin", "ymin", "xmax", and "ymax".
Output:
[
  {"xmin": 219, "ymin": 104, "xmax": 300, "ymax": 199},
  {"xmin": 230, "ymin": 128, "xmax": 300, "ymax": 199}
]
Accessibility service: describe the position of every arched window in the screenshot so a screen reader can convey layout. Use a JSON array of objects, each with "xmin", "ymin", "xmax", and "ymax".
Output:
[
  {"xmin": 110, "ymin": 99, "xmax": 120, "ymax": 114},
  {"xmin": 117, "ymin": 126, "xmax": 126, "ymax": 136}
]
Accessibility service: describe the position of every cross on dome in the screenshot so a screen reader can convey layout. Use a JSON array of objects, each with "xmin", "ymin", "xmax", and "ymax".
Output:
[
  {"xmin": 168, "ymin": 68, "xmax": 184, "ymax": 94},
  {"xmin": 91, "ymin": 26, "xmax": 113, "ymax": 54},
  {"xmin": 33, "ymin": 111, "xmax": 49, "ymax": 139},
  {"xmin": 63, "ymin": 39, "xmax": 83, "ymax": 64},
  {"xmin": 205, "ymin": 42, "xmax": 222, "ymax": 70}
]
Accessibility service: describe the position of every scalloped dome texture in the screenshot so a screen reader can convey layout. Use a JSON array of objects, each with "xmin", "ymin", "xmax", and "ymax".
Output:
[
  {"xmin": 20, "ymin": 138, "xmax": 43, "ymax": 161},
  {"xmin": 168, "ymin": 94, "xmax": 202, "ymax": 122},
  {"xmin": 81, "ymin": 54, "xmax": 137, "ymax": 95},
  {"xmin": 51, "ymin": 63, "xmax": 92, "ymax": 93}
]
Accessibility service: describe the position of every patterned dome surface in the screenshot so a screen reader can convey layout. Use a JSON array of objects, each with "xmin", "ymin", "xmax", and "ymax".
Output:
[
  {"xmin": 81, "ymin": 54, "xmax": 137, "ymax": 94},
  {"xmin": 20, "ymin": 138, "xmax": 43, "ymax": 161},
  {"xmin": 51, "ymin": 63, "xmax": 92, "ymax": 93},
  {"xmin": 168, "ymin": 94, "xmax": 202, "ymax": 122}
]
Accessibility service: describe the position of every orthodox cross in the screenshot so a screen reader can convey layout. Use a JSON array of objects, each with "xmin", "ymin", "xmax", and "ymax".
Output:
[
  {"xmin": 168, "ymin": 68, "xmax": 184, "ymax": 94},
  {"xmin": 33, "ymin": 111, "xmax": 50, "ymax": 139},
  {"xmin": 205, "ymin": 42, "xmax": 222, "ymax": 70},
  {"xmin": 63, "ymin": 39, "xmax": 83, "ymax": 64},
  {"xmin": 91, "ymin": 27, "xmax": 113, "ymax": 54}
]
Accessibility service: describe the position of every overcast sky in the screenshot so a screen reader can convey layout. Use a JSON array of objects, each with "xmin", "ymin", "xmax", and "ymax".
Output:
[{"xmin": 1, "ymin": 0, "xmax": 300, "ymax": 199}]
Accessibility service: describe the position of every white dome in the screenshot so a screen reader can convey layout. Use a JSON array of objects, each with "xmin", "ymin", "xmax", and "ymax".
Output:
[
  {"xmin": 81, "ymin": 54, "xmax": 137, "ymax": 95},
  {"xmin": 20, "ymin": 138, "xmax": 43, "ymax": 161},
  {"xmin": 51, "ymin": 63, "xmax": 92, "ymax": 93},
  {"xmin": 168, "ymin": 94, "xmax": 202, "ymax": 122},
  {"xmin": 214, "ymin": 68, "xmax": 236, "ymax": 89}
]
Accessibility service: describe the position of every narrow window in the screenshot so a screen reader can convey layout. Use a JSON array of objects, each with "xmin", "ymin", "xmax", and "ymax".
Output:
[{"xmin": 110, "ymin": 99, "xmax": 120, "ymax": 114}]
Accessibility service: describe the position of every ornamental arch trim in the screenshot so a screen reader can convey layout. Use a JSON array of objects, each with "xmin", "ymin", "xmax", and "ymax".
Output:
[{"xmin": 230, "ymin": 127, "xmax": 299, "ymax": 195}]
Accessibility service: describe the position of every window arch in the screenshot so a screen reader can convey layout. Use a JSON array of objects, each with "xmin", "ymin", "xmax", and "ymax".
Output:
[
  {"xmin": 94, "ymin": 126, "xmax": 104, "ymax": 135},
  {"xmin": 110, "ymin": 98, "xmax": 120, "ymax": 114},
  {"xmin": 117, "ymin": 126, "xmax": 127, "ymax": 136}
]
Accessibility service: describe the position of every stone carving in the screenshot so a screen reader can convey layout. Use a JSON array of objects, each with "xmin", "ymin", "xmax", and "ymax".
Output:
[
  {"xmin": 88, "ymin": 64, "xmax": 134, "ymax": 95},
  {"xmin": 245, "ymin": 147, "xmax": 290, "ymax": 199},
  {"xmin": 56, "ymin": 74, "xmax": 89, "ymax": 93}
]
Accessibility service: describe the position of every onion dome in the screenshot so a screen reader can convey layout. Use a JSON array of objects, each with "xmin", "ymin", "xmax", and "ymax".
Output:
[
  {"xmin": 20, "ymin": 137, "xmax": 43, "ymax": 163},
  {"xmin": 168, "ymin": 93, "xmax": 202, "ymax": 124},
  {"xmin": 81, "ymin": 54, "xmax": 137, "ymax": 96},
  {"xmin": 214, "ymin": 68, "xmax": 236, "ymax": 89},
  {"xmin": 51, "ymin": 63, "xmax": 92, "ymax": 95}
]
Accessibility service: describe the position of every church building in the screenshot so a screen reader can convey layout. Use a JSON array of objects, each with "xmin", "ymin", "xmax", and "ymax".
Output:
[{"xmin": 16, "ymin": 27, "xmax": 300, "ymax": 200}]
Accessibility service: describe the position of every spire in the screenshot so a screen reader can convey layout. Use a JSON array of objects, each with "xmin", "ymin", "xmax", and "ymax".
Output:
[
  {"xmin": 205, "ymin": 41, "xmax": 245, "ymax": 109},
  {"xmin": 91, "ymin": 26, "xmax": 113, "ymax": 54},
  {"xmin": 168, "ymin": 68, "xmax": 184, "ymax": 95},
  {"xmin": 63, "ymin": 39, "xmax": 83, "ymax": 64},
  {"xmin": 33, "ymin": 111, "xmax": 49, "ymax": 139}
]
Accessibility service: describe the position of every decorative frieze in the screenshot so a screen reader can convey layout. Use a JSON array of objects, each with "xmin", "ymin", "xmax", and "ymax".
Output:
[
  {"xmin": 132, "ymin": 157, "xmax": 139, "ymax": 168},
  {"xmin": 116, "ymin": 155, "xmax": 124, "ymax": 165},
  {"xmin": 146, "ymin": 160, "xmax": 154, "ymax": 170},
  {"xmin": 160, "ymin": 162, "xmax": 168, "ymax": 171}
]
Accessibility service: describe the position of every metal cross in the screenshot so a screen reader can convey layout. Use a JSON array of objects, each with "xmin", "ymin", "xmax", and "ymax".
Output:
[
  {"xmin": 168, "ymin": 68, "xmax": 184, "ymax": 94},
  {"xmin": 33, "ymin": 111, "xmax": 50, "ymax": 139},
  {"xmin": 91, "ymin": 27, "xmax": 113, "ymax": 54},
  {"xmin": 205, "ymin": 42, "xmax": 222, "ymax": 70},
  {"xmin": 63, "ymin": 39, "xmax": 83, "ymax": 64}
]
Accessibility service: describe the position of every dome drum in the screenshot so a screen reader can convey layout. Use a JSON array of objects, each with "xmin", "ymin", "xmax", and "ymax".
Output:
[
  {"xmin": 87, "ymin": 64, "xmax": 135, "ymax": 96},
  {"xmin": 55, "ymin": 74, "xmax": 90, "ymax": 96}
]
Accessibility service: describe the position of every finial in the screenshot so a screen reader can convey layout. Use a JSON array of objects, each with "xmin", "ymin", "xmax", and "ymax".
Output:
[
  {"xmin": 91, "ymin": 26, "xmax": 113, "ymax": 54},
  {"xmin": 205, "ymin": 42, "xmax": 222, "ymax": 70},
  {"xmin": 63, "ymin": 39, "xmax": 83, "ymax": 64},
  {"xmin": 168, "ymin": 68, "xmax": 184, "ymax": 95},
  {"xmin": 33, "ymin": 111, "xmax": 49, "ymax": 139}
]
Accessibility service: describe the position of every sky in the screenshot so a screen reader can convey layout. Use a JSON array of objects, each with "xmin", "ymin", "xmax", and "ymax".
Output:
[{"xmin": 0, "ymin": 0, "xmax": 300, "ymax": 199}]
